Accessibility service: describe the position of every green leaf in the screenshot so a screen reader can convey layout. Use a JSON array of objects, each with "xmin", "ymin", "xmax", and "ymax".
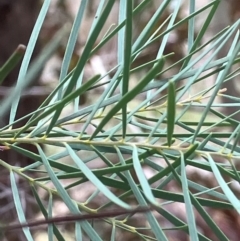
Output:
[
  {"xmin": 10, "ymin": 171, "xmax": 34, "ymax": 241},
  {"xmin": 115, "ymin": 147, "xmax": 168, "ymax": 241},
  {"xmin": 64, "ymin": 143, "xmax": 130, "ymax": 209},
  {"xmin": 31, "ymin": 185, "xmax": 65, "ymax": 241},
  {"xmin": 121, "ymin": 0, "xmax": 133, "ymax": 139},
  {"xmin": 207, "ymin": 154, "xmax": 240, "ymax": 214},
  {"xmin": 0, "ymin": 45, "xmax": 26, "ymax": 85},
  {"xmin": 0, "ymin": 25, "xmax": 69, "ymax": 123},
  {"xmin": 36, "ymin": 144, "xmax": 103, "ymax": 241},
  {"xmin": 10, "ymin": 0, "xmax": 51, "ymax": 124},
  {"xmin": 63, "ymin": 0, "xmax": 116, "ymax": 97},
  {"xmin": 132, "ymin": 145, "xmax": 158, "ymax": 206},
  {"xmin": 167, "ymin": 80, "xmax": 176, "ymax": 146},
  {"xmin": 15, "ymin": 74, "xmax": 100, "ymax": 138},
  {"xmin": 180, "ymin": 152, "xmax": 199, "ymax": 241},
  {"xmin": 90, "ymin": 57, "xmax": 165, "ymax": 139}
]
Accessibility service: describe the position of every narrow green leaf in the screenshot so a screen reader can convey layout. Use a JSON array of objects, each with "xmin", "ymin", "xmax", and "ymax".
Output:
[
  {"xmin": 15, "ymin": 74, "xmax": 100, "ymax": 138},
  {"xmin": 10, "ymin": 0, "xmax": 51, "ymax": 124},
  {"xmin": 45, "ymin": 74, "xmax": 101, "ymax": 136},
  {"xmin": 9, "ymin": 144, "xmax": 80, "ymax": 173},
  {"xmin": 190, "ymin": 193, "xmax": 229, "ymax": 241},
  {"xmin": 187, "ymin": 0, "xmax": 195, "ymax": 51},
  {"xmin": 121, "ymin": 0, "xmax": 133, "ymax": 139},
  {"xmin": 10, "ymin": 171, "xmax": 34, "ymax": 241},
  {"xmin": 31, "ymin": 185, "xmax": 65, "ymax": 241},
  {"xmin": 132, "ymin": 0, "xmax": 171, "ymax": 52},
  {"xmin": 26, "ymin": 70, "xmax": 73, "ymax": 126},
  {"xmin": 90, "ymin": 57, "xmax": 165, "ymax": 139},
  {"xmin": 36, "ymin": 144, "xmax": 103, "ymax": 241},
  {"xmin": 37, "ymin": 163, "xmax": 134, "ymax": 182},
  {"xmin": 167, "ymin": 80, "xmax": 176, "ymax": 146},
  {"xmin": 182, "ymin": 0, "xmax": 220, "ymax": 69},
  {"xmin": 74, "ymin": 201, "xmax": 82, "ymax": 241},
  {"xmin": 115, "ymin": 147, "xmax": 168, "ymax": 241},
  {"xmin": 91, "ymin": 146, "xmax": 129, "ymax": 183},
  {"xmin": 59, "ymin": 0, "xmax": 88, "ymax": 82},
  {"xmin": 191, "ymin": 25, "xmax": 240, "ymax": 143},
  {"xmin": 187, "ymin": 180, "xmax": 229, "ymax": 202},
  {"xmin": 64, "ymin": 143, "xmax": 130, "ymax": 209},
  {"xmin": 207, "ymin": 154, "xmax": 240, "ymax": 214},
  {"xmin": 91, "ymin": 0, "xmax": 150, "ymax": 56},
  {"xmin": 149, "ymin": 144, "xmax": 198, "ymax": 185},
  {"xmin": 0, "ymin": 25, "xmax": 69, "ymax": 123},
  {"xmin": 75, "ymin": 221, "xmax": 82, "ymax": 241},
  {"xmin": 156, "ymin": 207, "xmax": 210, "ymax": 241},
  {"xmin": 180, "ymin": 152, "xmax": 199, "ymax": 241},
  {"xmin": 132, "ymin": 145, "xmax": 158, "ymax": 206},
  {"xmin": 63, "ymin": 0, "xmax": 116, "ymax": 97},
  {"xmin": 36, "ymin": 145, "xmax": 80, "ymax": 210},
  {"xmin": 110, "ymin": 221, "xmax": 116, "ymax": 241},
  {"xmin": 47, "ymin": 193, "xmax": 53, "ymax": 241},
  {"xmin": 0, "ymin": 45, "xmax": 26, "ymax": 85}
]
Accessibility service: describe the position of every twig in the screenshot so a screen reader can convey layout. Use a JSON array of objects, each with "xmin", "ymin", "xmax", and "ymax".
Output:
[{"xmin": 1, "ymin": 206, "xmax": 151, "ymax": 232}]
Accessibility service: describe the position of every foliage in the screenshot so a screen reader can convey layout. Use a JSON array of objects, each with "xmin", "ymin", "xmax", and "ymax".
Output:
[{"xmin": 0, "ymin": 0, "xmax": 240, "ymax": 240}]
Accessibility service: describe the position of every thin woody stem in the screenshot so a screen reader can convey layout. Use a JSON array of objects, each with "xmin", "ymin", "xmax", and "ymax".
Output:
[{"xmin": 1, "ymin": 206, "xmax": 151, "ymax": 232}]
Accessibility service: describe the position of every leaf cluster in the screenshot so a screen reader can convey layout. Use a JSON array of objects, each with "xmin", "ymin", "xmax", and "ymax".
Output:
[{"xmin": 0, "ymin": 0, "xmax": 240, "ymax": 240}]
